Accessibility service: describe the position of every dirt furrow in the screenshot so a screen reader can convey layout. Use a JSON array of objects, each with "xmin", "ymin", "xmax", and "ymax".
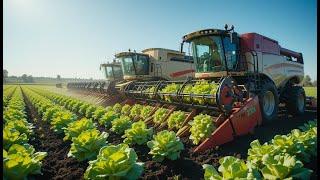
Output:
[{"xmin": 22, "ymin": 90, "xmax": 87, "ymax": 180}]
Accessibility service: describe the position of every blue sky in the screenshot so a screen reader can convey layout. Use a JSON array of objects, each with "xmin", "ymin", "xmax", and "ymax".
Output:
[{"xmin": 4, "ymin": 0, "xmax": 317, "ymax": 80}]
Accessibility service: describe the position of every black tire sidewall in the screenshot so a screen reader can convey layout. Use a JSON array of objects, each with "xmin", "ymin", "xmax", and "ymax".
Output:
[
  {"xmin": 258, "ymin": 82, "xmax": 279, "ymax": 122},
  {"xmin": 286, "ymin": 86, "xmax": 306, "ymax": 115}
]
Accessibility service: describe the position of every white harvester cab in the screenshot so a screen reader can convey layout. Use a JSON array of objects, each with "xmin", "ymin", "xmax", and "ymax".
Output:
[
  {"xmin": 115, "ymin": 48, "xmax": 195, "ymax": 89},
  {"xmin": 99, "ymin": 61, "xmax": 123, "ymax": 81},
  {"xmin": 142, "ymin": 48, "xmax": 195, "ymax": 81}
]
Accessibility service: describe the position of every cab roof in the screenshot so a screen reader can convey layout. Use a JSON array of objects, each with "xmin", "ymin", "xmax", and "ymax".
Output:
[
  {"xmin": 142, "ymin": 48, "xmax": 184, "ymax": 55},
  {"xmin": 115, "ymin": 51, "xmax": 147, "ymax": 58},
  {"xmin": 100, "ymin": 62, "xmax": 121, "ymax": 67},
  {"xmin": 182, "ymin": 28, "xmax": 229, "ymax": 42}
]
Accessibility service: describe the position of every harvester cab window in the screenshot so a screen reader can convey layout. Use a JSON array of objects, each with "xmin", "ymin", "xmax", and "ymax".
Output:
[
  {"xmin": 134, "ymin": 55, "xmax": 149, "ymax": 75},
  {"xmin": 106, "ymin": 66, "xmax": 113, "ymax": 77},
  {"xmin": 192, "ymin": 36, "xmax": 226, "ymax": 73},
  {"xmin": 122, "ymin": 56, "xmax": 135, "ymax": 75},
  {"xmin": 223, "ymin": 37, "xmax": 237, "ymax": 71},
  {"xmin": 113, "ymin": 66, "xmax": 122, "ymax": 78},
  {"xmin": 103, "ymin": 66, "xmax": 113, "ymax": 78},
  {"xmin": 120, "ymin": 54, "xmax": 149, "ymax": 76}
]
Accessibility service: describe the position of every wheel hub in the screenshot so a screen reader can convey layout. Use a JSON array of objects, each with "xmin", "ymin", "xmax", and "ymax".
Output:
[{"xmin": 263, "ymin": 91, "xmax": 275, "ymax": 116}]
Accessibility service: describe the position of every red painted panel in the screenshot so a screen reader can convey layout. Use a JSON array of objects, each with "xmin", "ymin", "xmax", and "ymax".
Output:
[
  {"xmin": 194, "ymin": 119, "xmax": 234, "ymax": 152},
  {"xmin": 170, "ymin": 69, "xmax": 195, "ymax": 77},
  {"xmin": 194, "ymin": 96, "xmax": 262, "ymax": 152},
  {"xmin": 229, "ymin": 96, "xmax": 262, "ymax": 136},
  {"xmin": 240, "ymin": 33, "xmax": 280, "ymax": 55},
  {"xmin": 240, "ymin": 33, "xmax": 255, "ymax": 52}
]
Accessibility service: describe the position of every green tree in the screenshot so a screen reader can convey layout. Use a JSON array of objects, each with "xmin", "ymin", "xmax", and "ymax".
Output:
[
  {"xmin": 21, "ymin": 74, "xmax": 28, "ymax": 83},
  {"xmin": 21, "ymin": 74, "xmax": 34, "ymax": 83},
  {"xmin": 302, "ymin": 75, "xmax": 313, "ymax": 87},
  {"xmin": 27, "ymin": 75, "xmax": 34, "ymax": 83}
]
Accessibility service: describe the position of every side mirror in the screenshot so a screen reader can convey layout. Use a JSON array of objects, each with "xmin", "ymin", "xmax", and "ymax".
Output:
[{"xmin": 230, "ymin": 32, "xmax": 238, "ymax": 44}]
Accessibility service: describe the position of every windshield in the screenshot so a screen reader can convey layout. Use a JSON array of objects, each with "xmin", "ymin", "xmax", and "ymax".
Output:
[
  {"xmin": 118, "ymin": 55, "xmax": 149, "ymax": 76},
  {"xmin": 113, "ymin": 66, "xmax": 122, "ymax": 78},
  {"xmin": 103, "ymin": 66, "xmax": 114, "ymax": 78},
  {"xmin": 102, "ymin": 65, "xmax": 122, "ymax": 79},
  {"xmin": 191, "ymin": 36, "xmax": 226, "ymax": 73}
]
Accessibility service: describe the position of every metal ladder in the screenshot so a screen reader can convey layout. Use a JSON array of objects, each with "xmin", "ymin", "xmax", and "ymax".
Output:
[{"xmin": 240, "ymin": 51, "xmax": 261, "ymax": 95}]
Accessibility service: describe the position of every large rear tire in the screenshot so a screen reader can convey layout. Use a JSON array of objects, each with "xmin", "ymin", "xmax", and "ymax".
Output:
[
  {"xmin": 285, "ymin": 86, "xmax": 306, "ymax": 116},
  {"xmin": 258, "ymin": 82, "xmax": 279, "ymax": 122}
]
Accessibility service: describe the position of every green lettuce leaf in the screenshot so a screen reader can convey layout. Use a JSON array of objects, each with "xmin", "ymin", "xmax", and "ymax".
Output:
[
  {"xmin": 3, "ymin": 144, "xmax": 47, "ymax": 180},
  {"xmin": 167, "ymin": 110, "xmax": 186, "ymax": 130},
  {"xmin": 260, "ymin": 154, "xmax": 312, "ymax": 180},
  {"xmin": 147, "ymin": 130, "xmax": 184, "ymax": 162},
  {"xmin": 84, "ymin": 143, "xmax": 144, "ymax": 180},
  {"xmin": 122, "ymin": 121, "xmax": 153, "ymax": 145},
  {"xmin": 121, "ymin": 104, "xmax": 131, "ymax": 116},
  {"xmin": 63, "ymin": 118, "xmax": 96, "ymax": 141},
  {"xmin": 3, "ymin": 127, "xmax": 28, "ymax": 150},
  {"xmin": 68, "ymin": 129, "xmax": 108, "ymax": 161},
  {"xmin": 112, "ymin": 103, "xmax": 122, "ymax": 113},
  {"xmin": 99, "ymin": 110, "xmax": 120, "ymax": 128},
  {"xmin": 153, "ymin": 108, "xmax": 168, "ymax": 124},
  {"xmin": 129, "ymin": 104, "xmax": 143, "ymax": 118},
  {"xmin": 111, "ymin": 116, "xmax": 132, "ymax": 135},
  {"xmin": 189, "ymin": 114, "xmax": 216, "ymax": 145}
]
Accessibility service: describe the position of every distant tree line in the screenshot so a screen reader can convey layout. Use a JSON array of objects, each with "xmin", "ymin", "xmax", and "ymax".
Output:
[
  {"xmin": 3, "ymin": 69, "xmax": 95, "ymax": 84},
  {"xmin": 302, "ymin": 75, "xmax": 317, "ymax": 87},
  {"xmin": 3, "ymin": 69, "xmax": 317, "ymax": 86},
  {"xmin": 3, "ymin": 73, "xmax": 34, "ymax": 83},
  {"xmin": 21, "ymin": 74, "xmax": 34, "ymax": 83}
]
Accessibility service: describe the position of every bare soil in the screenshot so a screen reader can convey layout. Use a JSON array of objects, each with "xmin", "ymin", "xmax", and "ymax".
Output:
[
  {"xmin": 23, "ymin": 88, "xmax": 318, "ymax": 179},
  {"xmin": 23, "ymin": 91, "xmax": 88, "ymax": 180}
]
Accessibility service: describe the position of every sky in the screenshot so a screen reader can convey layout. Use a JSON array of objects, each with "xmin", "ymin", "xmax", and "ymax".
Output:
[{"xmin": 3, "ymin": 0, "xmax": 317, "ymax": 80}]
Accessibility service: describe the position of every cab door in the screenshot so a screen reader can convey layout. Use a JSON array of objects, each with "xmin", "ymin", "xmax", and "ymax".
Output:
[{"xmin": 222, "ymin": 36, "xmax": 237, "ymax": 71}]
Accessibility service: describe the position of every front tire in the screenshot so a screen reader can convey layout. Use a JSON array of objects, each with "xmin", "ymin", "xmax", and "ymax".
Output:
[
  {"xmin": 258, "ymin": 82, "xmax": 279, "ymax": 122},
  {"xmin": 285, "ymin": 86, "xmax": 306, "ymax": 115}
]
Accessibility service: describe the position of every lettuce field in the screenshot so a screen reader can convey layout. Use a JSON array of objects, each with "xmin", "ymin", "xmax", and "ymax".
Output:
[
  {"xmin": 3, "ymin": 85, "xmax": 318, "ymax": 180},
  {"xmin": 304, "ymin": 87, "xmax": 317, "ymax": 98}
]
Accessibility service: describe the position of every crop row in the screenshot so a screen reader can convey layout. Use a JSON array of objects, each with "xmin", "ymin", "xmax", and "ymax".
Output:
[
  {"xmin": 22, "ymin": 86, "xmax": 318, "ymax": 179},
  {"xmin": 203, "ymin": 120, "xmax": 317, "ymax": 179},
  {"xmin": 25, "ymin": 86, "xmax": 189, "ymax": 178},
  {"xmin": 3, "ymin": 84, "xmax": 15, "ymax": 92},
  {"xmin": 28, "ymin": 86, "xmax": 218, "ymax": 146},
  {"xmin": 43, "ymin": 86, "xmax": 318, "ymax": 180},
  {"xmin": 22, "ymin": 86, "xmax": 148, "ymax": 179},
  {"xmin": 22, "ymin": 87, "xmax": 109, "ymax": 161},
  {"xmin": 3, "ymin": 86, "xmax": 47, "ymax": 179},
  {"xmin": 3, "ymin": 85, "xmax": 17, "ymax": 108}
]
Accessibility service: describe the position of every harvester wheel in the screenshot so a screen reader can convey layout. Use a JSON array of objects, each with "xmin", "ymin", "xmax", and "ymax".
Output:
[
  {"xmin": 285, "ymin": 86, "xmax": 306, "ymax": 116},
  {"xmin": 258, "ymin": 82, "xmax": 279, "ymax": 122}
]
